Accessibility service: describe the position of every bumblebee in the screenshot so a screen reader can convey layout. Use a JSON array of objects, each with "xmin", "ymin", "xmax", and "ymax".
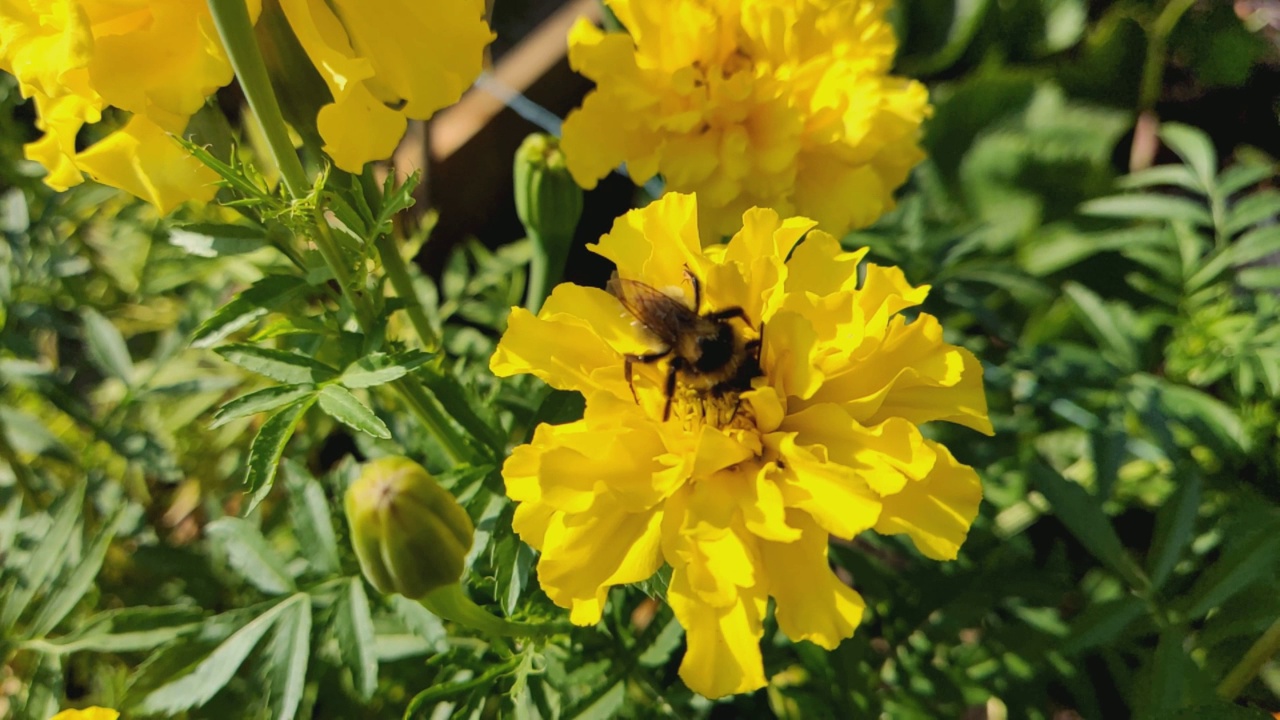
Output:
[{"xmin": 608, "ymin": 269, "xmax": 762, "ymax": 422}]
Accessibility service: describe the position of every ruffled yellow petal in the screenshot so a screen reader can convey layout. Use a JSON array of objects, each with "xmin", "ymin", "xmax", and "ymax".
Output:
[
  {"xmin": 0, "ymin": 0, "xmax": 94, "ymax": 99},
  {"xmin": 781, "ymin": 403, "xmax": 936, "ymax": 496},
  {"xmin": 74, "ymin": 115, "xmax": 218, "ymax": 214},
  {"xmin": 874, "ymin": 441, "xmax": 982, "ymax": 560},
  {"xmin": 588, "ymin": 191, "xmax": 705, "ymax": 288},
  {"xmin": 23, "ymin": 92, "xmax": 98, "ymax": 191},
  {"xmin": 760, "ymin": 512, "xmax": 865, "ymax": 649},
  {"xmin": 49, "ymin": 708, "xmax": 120, "ymax": 720},
  {"xmin": 668, "ymin": 567, "xmax": 768, "ymax": 699},
  {"xmin": 768, "ymin": 432, "xmax": 882, "ymax": 540},
  {"xmin": 316, "ymin": 83, "xmax": 407, "ymax": 172},
  {"xmin": 490, "ymin": 284, "xmax": 650, "ymax": 400}
]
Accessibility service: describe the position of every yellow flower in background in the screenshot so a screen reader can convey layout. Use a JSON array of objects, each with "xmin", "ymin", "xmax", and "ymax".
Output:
[
  {"xmin": 49, "ymin": 708, "xmax": 119, "ymax": 720},
  {"xmin": 491, "ymin": 192, "xmax": 990, "ymax": 698},
  {"xmin": 561, "ymin": 0, "xmax": 930, "ymax": 239},
  {"xmin": 0, "ymin": 0, "xmax": 257, "ymax": 211},
  {"xmin": 277, "ymin": 0, "xmax": 493, "ymax": 171}
]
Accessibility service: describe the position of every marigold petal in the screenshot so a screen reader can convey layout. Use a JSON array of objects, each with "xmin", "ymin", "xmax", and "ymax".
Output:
[
  {"xmin": 669, "ymin": 568, "xmax": 768, "ymax": 699},
  {"xmin": 316, "ymin": 83, "xmax": 407, "ymax": 172},
  {"xmin": 784, "ymin": 230, "xmax": 868, "ymax": 298},
  {"xmin": 781, "ymin": 403, "xmax": 936, "ymax": 496},
  {"xmin": 277, "ymin": 0, "xmax": 376, "ymax": 102},
  {"xmin": 762, "ymin": 310, "xmax": 823, "ymax": 400},
  {"xmin": 874, "ymin": 441, "xmax": 982, "ymax": 560},
  {"xmin": 769, "ymin": 433, "xmax": 881, "ymax": 540},
  {"xmin": 538, "ymin": 499, "xmax": 664, "ymax": 625},
  {"xmin": 74, "ymin": 115, "xmax": 217, "ymax": 213},
  {"xmin": 490, "ymin": 284, "xmax": 641, "ymax": 400},
  {"xmin": 588, "ymin": 192, "xmax": 705, "ymax": 287},
  {"xmin": 761, "ymin": 512, "xmax": 865, "ymax": 649}
]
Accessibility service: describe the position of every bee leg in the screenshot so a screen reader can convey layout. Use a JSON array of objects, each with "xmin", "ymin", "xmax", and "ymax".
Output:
[
  {"xmin": 707, "ymin": 306, "xmax": 753, "ymax": 329},
  {"xmin": 684, "ymin": 266, "xmax": 702, "ymax": 311},
  {"xmin": 624, "ymin": 349, "xmax": 670, "ymax": 404},
  {"xmin": 661, "ymin": 358, "xmax": 682, "ymax": 421}
]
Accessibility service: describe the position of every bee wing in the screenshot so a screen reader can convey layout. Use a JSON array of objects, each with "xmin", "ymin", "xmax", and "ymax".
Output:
[{"xmin": 606, "ymin": 274, "xmax": 694, "ymax": 346}]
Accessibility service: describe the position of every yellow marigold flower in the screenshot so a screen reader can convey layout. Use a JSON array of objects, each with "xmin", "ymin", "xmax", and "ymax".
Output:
[
  {"xmin": 491, "ymin": 192, "xmax": 990, "ymax": 699},
  {"xmin": 561, "ymin": 0, "xmax": 930, "ymax": 240},
  {"xmin": 0, "ymin": 0, "xmax": 254, "ymax": 211},
  {"xmin": 276, "ymin": 0, "xmax": 493, "ymax": 172},
  {"xmin": 49, "ymin": 708, "xmax": 119, "ymax": 720}
]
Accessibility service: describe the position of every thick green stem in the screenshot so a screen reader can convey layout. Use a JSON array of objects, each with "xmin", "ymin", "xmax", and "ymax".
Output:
[
  {"xmin": 1217, "ymin": 615, "xmax": 1280, "ymax": 700},
  {"xmin": 524, "ymin": 230, "xmax": 570, "ymax": 314},
  {"xmin": 205, "ymin": 0, "xmax": 309, "ymax": 198},
  {"xmin": 1139, "ymin": 0, "xmax": 1196, "ymax": 111},
  {"xmin": 373, "ymin": 233, "xmax": 439, "ymax": 351},
  {"xmin": 418, "ymin": 583, "xmax": 566, "ymax": 639}
]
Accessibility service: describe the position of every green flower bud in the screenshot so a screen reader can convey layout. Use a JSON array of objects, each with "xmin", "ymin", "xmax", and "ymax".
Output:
[
  {"xmin": 515, "ymin": 134, "xmax": 584, "ymax": 313},
  {"xmin": 514, "ymin": 133, "xmax": 584, "ymax": 243},
  {"xmin": 344, "ymin": 457, "xmax": 473, "ymax": 599}
]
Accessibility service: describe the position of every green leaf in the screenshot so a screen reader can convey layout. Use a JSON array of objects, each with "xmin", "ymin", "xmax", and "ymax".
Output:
[
  {"xmin": 1079, "ymin": 194, "xmax": 1213, "ymax": 226},
  {"xmin": 136, "ymin": 595, "xmax": 297, "ymax": 715},
  {"xmin": 1, "ymin": 482, "xmax": 84, "ymax": 632},
  {"xmin": 191, "ymin": 275, "xmax": 308, "ymax": 348},
  {"xmin": 1238, "ymin": 266, "xmax": 1280, "ymax": 290},
  {"xmin": 1216, "ymin": 163, "xmax": 1275, "ymax": 197},
  {"xmin": 1146, "ymin": 475, "xmax": 1202, "ymax": 589},
  {"xmin": 81, "ymin": 307, "xmax": 134, "ymax": 383},
  {"xmin": 262, "ymin": 594, "xmax": 312, "ymax": 720},
  {"xmin": 1031, "ymin": 460, "xmax": 1149, "ymax": 591},
  {"xmin": 1116, "ymin": 164, "xmax": 1203, "ymax": 192},
  {"xmin": 1145, "ymin": 630, "xmax": 1212, "ymax": 720},
  {"xmin": 1138, "ymin": 376, "xmax": 1249, "ymax": 454},
  {"xmin": 210, "ymin": 384, "xmax": 316, "ymax": 429},
  {"xmin": 243, "ymin": 397, "xmax": 316, "ymax": 515},
  {"xmin": 1059, "ymin": 596, "xmax": 1147, "ymax": 655},
  {"xmin": 317, "ymin": 385, "xmax": 390, "ymax": 439},
  {"xmin": 281, "ymin": 461, "xmax": 340, "ymax": 577},
  {"xmin": 1159, "ymin": 123, "xmax": 1217, "ymax": 190},
  {"xmin": 169, "ymin": 224, "xmax": 267, "ymax": 258},
  {"xmin": 389, "ymin": 595, "xmax": 447, "ymax": 652},
  {"xmin": 332, "ymin": 578, "xmax": 378, "ymax": 700},
  {"xmin": 1169, "ymin": 705, "xmax": 1274, "ymax": 720},
  {"xmin": 493, "ymin": 535, "xmax": 535, "ymax": 616},
  {"xmin": 1178, "ymin": 523, "xmax": 1280, "ymax": 619},
  {"xmin": 40, "ymin": 607, "xmax": 203, "ymax": 654},
  {"xmin": 206, "ymin": 517, "xmax": 296, "ymax": 595},
  {"xmin": 1062, "ymin": 282, "xmax": 1140, "ymax": 371},
  {"xmin": 339, "ymin": 350, "xmax": 432, "ymax": 389},
  {"xmin": 28, "ymin": 509, "xmax": 129, "ymax": 638},
  {"xmin": 1225, "ymin": 189, "xmax": 1280, "ymax": 236},
  {"xmin": 215, "ymin": 344, "xmax": 339, "ymax": 384}
]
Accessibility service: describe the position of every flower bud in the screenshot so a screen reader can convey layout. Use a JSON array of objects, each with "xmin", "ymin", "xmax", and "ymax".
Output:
[
  {"xmin": 514, "ymin": 133, "xmax": 584, "ymax": 244},
  {"xmin": 344, "ymin": 457, "xmax": 474, "ymax": 599}
]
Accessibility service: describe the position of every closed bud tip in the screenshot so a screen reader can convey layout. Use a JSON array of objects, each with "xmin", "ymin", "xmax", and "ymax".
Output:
[{"xmin": 344, "ymin": 457, "xmax": 474, "ymax": 599}]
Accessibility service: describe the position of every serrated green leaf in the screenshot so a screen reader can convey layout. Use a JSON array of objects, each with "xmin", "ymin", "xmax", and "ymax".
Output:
[
  {"xmin": 1159, "ymin": 123, "xmax": 1217, "ymax": 190},
  {"xmin": 1031, "ymin": 460, "xmax": 1149, "ymax": 591},
  {"xmin": 1147, "ymin": 475, "xmax": 1202, "ymax": 589},
  {"xmin": 28, "ymin": 509, "xmax": 128, "ymax": 638},
  {"xmin": 215, "ymin": 344, "xmax": 338, "ymax": 384},
  {"xmin": 136, "ymin": 595, "xmax": 296, "ymax": 715},
  {"xmin": 169, "ymin": 225, "xmax": 266, "ymax": 258},
  {"xmin": 1216, "ymin": 162, "xmax": 1274, "ymax": 197},
  {"xmin": 1079, "ymin": 194, "xmax": 1213, "ymax": 226},
  {"xmin": 1062, "ymin": 282, "xmax": 1139, "ymax": 371},
  {"xmin": 389, "ymin": 595, "xmax": 446, "ymax": 651},
  {"xmin": 206, "ymin": 517, "xmax": 296, "ymax": 595},
  {"xmin": 192, "ymin": 276, "xmax": 308, "ymax": 348},
  {"xmin": 281, "ymin": 461, "xmax": 340, "ymax": 577},
  {"xmin": 1238, "ymin": 265, "xmax": 1280, "ymax": 290},
  {"xmin": 211, "ymin": 384, "xmax": 316, "ymax": 429},
  {"xmin": 332, "ymin": 578, "xmax": 378, "ymax": 700},
  {"xmin": 339, "ymin": 350, "xmax": 432, "ymax": 389},
  {"xmin": 317, "ymin": 385, "xmax": 390, "ymax": 439},
  {"xmin": 493, "ymin": 535, "xmax": 534, "ymax": 616},
  {"xmin": 1225, "ymin": 189, "xmax": 1280, "ymax": 236},
  {"xmin": 1139, "ymin": 376, "xmax": 1248, "ymax": 454},
  {"xmin": 262, "ymin": 594, "xmax": 311, "ymax": 720},
  {"xmin": 1116, "ymin": 164, "xmax": 1203, "ymax": 192},
  {"xmin": 40, "ymin": 607, "xmax": 203, "ymax": 654},
  {"xmin": 81, "ymin": 307, "xmax": 134, "ymax": 383},
  {"xmin": 244, "ymin": 398, "xmax": 316, "ymax": 515},
  {"xmin": 1, "ymin": 482, "xmax": 84, "ymax": 632}
]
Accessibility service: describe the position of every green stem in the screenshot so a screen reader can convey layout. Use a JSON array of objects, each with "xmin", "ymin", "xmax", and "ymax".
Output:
[
  {"xmin": 1217, "ymin": 615, "xmax": 1280, "ymax": 700},
  {"xmin": 392, "ymin": 381, "xmax": 472, "ymax": 465},
  {"xmin": 524, "ymin": 230, "xmax": 570, "ymax": 314},
  {"xmin": 373, "ymin": 233, "xmax": 439, "ymax": 351},
  {"xmin": 402, "ymin": 655, "xmax": 522, "ymax": 720},
  {"xmin": 1139, "ymin": 0, "xmax": 1196, "ymax": 111},
  {"xmin": 205, "ymin": 0, "xmax": 309, "ymax": 198},
  {"xmin": 418, "ymin": 583, "xmax": 567, "ymax": 639}
]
